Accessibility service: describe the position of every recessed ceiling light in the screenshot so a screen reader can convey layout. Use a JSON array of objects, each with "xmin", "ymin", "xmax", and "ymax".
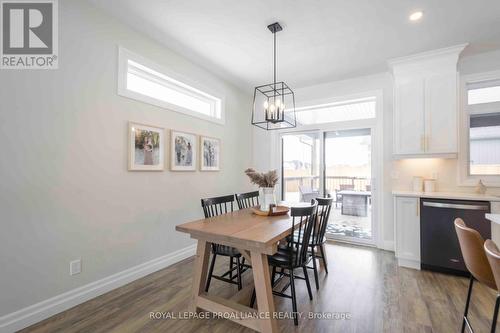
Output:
[{"xmin": 409, "ymin": 11, "xmax": 423, "ymax": 21}]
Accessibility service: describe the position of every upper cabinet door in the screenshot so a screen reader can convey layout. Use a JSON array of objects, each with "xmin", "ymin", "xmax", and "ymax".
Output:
[
  {"xmin": 425, "ymin": 73, "xmax": 458, "ymax": 154},
  {"xmin": 394, "ymin": 79, "xmax": 425, "ymax": 155},
  {"xmin": 389, "ymin": 44, "xmax": 466, "ymax": 158}
]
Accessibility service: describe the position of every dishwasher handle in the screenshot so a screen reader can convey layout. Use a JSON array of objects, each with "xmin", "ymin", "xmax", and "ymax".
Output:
[{"xmin": 422, "ymin": 201, "xmax": 489, "ymax": 211}]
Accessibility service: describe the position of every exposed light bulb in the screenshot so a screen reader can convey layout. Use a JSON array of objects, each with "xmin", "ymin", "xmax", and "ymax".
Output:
[
  {"xmin": 269, "ymin": 104, "xmax": 276, "ymax": 112},
  {"xmin": 275, "ymin": 99, "xmax": 281, "ymax": 107},
  {"xmin": 263, "ymin": 100, "xmax": 269, "ymax": 109}
]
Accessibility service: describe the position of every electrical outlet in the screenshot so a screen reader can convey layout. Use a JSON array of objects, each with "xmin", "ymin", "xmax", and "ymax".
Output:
[
  {"xmin": 391, "ymin": 170, "xmax": 400, "ymax": 179},
  {"xmin": 431, "ymin": 171, "xmax": 439, "ymax": 180},
  {"xmin": 70, "ymin": 259, "xmax": 81, "ymax": 276}
]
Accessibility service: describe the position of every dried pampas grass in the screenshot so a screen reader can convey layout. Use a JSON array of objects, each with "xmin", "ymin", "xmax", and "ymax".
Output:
[{"xmin": 244, "ymin": 168, "xmax": 278, "ymax": 188}]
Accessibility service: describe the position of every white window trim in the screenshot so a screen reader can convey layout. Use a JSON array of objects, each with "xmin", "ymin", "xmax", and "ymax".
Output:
[
  {"xmin": 458, "ymin": 70, "xmax": 500, "ymax": 187},
  {"xmin": 117, "ymin": 46, "xmax": 225, "ymax": 125}
]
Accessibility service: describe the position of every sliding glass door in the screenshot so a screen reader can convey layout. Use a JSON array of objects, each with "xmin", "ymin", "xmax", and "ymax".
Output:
[
  {"xmin": 281, "ymin": 132, "xmax": 320, "ymax": 202},
  {"xmin": 281, "ymin": 128, "xmax": 374, "ymax": 245},
  {"xmin": 323, "ymin": 129, "xmax": 373, "ymax": 243}
]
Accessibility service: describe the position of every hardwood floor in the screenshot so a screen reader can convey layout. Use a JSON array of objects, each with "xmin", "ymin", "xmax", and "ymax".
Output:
[{"xmin": 19, "ymin": 243, "xmax": 499, "ymax": 333}]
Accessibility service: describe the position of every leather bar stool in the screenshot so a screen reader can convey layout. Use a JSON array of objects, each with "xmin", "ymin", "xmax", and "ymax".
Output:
[
  {"xmin": 455, "ymin": 218, "xmax": 497, "ymax": 333},
  {"xmin": 484, "ymin": 239, "xmax": 500, "ymax": 333}
]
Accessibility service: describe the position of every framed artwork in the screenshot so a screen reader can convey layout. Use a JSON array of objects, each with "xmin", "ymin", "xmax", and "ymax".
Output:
[
  {"xmin": 171, "ymin": 131, "xmax": 197, "ymax": 171},
  {"xmin": 200, "ymin": 136, "xmax": 220, "ymax": 171},
  {"xmin": 128, "ymin": 122, "xmax": 165, "ymax": 171}
]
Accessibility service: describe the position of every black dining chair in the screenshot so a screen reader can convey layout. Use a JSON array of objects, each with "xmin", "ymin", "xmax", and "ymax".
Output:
[
  {"xmin": 250, "ymin": 200, "xmax": 318, "ymax": 326},
  {"xmin": 308, "ymin": 197, "xmax": 333, "ymax": 289},
  {"xmin": 201, "ymin": 194, "xmax": 245, "ymax": 291},
  {"xmin": 235, "ymin": 191, "xmax": 260, "ymax": 209},
  {"xmin": 280, "ymin": 197, "xmax": 333, "ymax": 289}
]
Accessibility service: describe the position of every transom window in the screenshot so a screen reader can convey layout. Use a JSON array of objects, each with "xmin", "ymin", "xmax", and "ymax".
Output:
[
  {"xmin": 295, "ymin": 97, "xmax": 376, "ymax": 125},
  {"xmin": 118, "ymin": 47, "xmax": 223, "ymax": 124}
]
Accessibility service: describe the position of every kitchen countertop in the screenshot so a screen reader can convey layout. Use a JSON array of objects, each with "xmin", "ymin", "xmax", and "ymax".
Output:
[
  {"xmin": 486, "ymin": 214, "xmax": 500, "ymax": 224},
  {"xmin": 392, "ymin": 190, "xmax": 500, "ymax": 202}
]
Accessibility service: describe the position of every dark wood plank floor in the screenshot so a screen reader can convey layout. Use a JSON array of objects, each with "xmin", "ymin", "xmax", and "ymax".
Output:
[{"xmin": 19, "ymin": 243, "xmax": 499, "ymax": 333}]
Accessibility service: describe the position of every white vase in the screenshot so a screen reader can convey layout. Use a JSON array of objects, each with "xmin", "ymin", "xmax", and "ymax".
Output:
[{"xmin": 260, "ymin": 187, "xmax": 276, "ymax": 211}]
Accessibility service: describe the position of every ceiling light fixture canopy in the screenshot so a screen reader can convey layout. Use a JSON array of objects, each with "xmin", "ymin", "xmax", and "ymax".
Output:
[{"xmin": 251, "ymin": 22, "xmax": 296, "ymax": 130}]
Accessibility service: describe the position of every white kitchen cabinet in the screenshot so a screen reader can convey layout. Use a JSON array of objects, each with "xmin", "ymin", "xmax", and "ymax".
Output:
[
  {"xmin": 390, "ymin": 44, "xmax": 466, "ymax": 158},
  {"xmin": 394, "ymin": 79, "xmax": 425, "ymax": 154},
  {"xmin": 394, "ymin": 196, "xmax": 420, "ymax": 269},
  {"xmin": 425, "ymin": 73, "xmax": 458, "ymax": 154}
]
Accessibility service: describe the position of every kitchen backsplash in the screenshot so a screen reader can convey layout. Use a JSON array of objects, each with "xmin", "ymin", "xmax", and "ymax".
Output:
[{"xmin": 392, "ymin": 158, "xmax": 500, "ymax": 195}]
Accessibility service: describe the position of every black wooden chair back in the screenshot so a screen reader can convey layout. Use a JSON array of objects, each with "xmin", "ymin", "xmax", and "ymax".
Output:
[
  {"xmin": 235, "ymin": 191, "xmax": 260, "ymax": 209},
  {"xmin": 285, "ymin": 200, "xmax": 318, "ymax": 268},
  {"xmin": 201, "ymin": 194, "xmax": 235, "ymax": 218},
  {"xmin": 311, "ymin": 197, "xmax": 333, "ymax": 246},
  {"xmin": 200, "ymin": 194, "xmax": 246, "ymax": 292}
]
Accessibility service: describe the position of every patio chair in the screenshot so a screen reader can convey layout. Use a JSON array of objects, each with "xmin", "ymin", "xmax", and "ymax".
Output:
[{"xmin": 299, "ymin": 185, "xmax": 320, "ymax": 202}]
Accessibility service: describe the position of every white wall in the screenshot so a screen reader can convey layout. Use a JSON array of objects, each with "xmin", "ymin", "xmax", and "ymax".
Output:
[{"xmin": 0, "ymin": 0, "xmax": 252, "ymax": 322}]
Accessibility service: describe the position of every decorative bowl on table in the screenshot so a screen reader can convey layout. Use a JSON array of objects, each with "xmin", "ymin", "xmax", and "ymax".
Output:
[{"xmin": 251, "ymin": 204, "xmax": 289, "ymax": 216}]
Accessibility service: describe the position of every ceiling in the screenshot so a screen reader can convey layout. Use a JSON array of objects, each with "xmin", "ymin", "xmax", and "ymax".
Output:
[{"xmin": 89, "ymin": 0, "xmax": 500, "ymax": 91}]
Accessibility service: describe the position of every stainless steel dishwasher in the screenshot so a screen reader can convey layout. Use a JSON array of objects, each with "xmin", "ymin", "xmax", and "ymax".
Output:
[{"xmin": 420, "ymin": 198, "xmax": 491, "ymax": 275}]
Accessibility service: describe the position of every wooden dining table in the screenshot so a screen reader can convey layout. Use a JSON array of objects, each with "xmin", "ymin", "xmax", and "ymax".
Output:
[{"xmin": 175, "ymin": 207, "xmax": 296, "ymax": 333}]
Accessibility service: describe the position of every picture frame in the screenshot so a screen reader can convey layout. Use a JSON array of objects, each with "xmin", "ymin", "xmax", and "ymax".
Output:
[
  {"xmin": 200, "ymin": 136, "xmax": 221, "ymax": 171},
  {"xmin": 170, "ymin": 130, "xmax": 197, "ymax": 171},
  {"xmin": 128, "ymin": 122, "xmax": 165, "ymax": 171}
]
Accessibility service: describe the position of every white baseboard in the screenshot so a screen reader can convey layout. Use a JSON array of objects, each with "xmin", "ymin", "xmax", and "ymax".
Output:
[{"xmin": 0, "ymin": 243, "xmax": 197, "ymax": 333}]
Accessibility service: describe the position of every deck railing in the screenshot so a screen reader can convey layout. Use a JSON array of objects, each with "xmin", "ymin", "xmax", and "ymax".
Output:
[{"xmin": 283, "ymin": 175, "xmax": 371, "ymax": 194}]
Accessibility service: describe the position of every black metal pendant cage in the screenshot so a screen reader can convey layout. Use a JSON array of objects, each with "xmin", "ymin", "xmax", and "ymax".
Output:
[
  {"xmin": 251, "ymin": 22, "xmax": 296, "ymax": 131},
  {"xmin": 252, "ymin": 81, "xmax": 296, "ymax": 130}
]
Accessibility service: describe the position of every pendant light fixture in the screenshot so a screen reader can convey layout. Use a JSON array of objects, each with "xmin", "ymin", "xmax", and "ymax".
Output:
[{"xmin": 252, "ymin": 22, "xmax": 296, "ymax": 130}]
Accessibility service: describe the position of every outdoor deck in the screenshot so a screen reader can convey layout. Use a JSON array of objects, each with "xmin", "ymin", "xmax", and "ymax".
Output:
[
  {"xmin": 326, "ymin": 204, "xmax": 372, "ymax": 240},
  {"xmin": 284, "ymin": 191, "xmax": 372, "ymax": 240}
]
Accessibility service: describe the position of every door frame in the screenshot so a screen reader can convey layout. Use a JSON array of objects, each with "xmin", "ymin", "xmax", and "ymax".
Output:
[{"xmin": 274, "ymin": 90, "xmax": 384, "ymax": 248}]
